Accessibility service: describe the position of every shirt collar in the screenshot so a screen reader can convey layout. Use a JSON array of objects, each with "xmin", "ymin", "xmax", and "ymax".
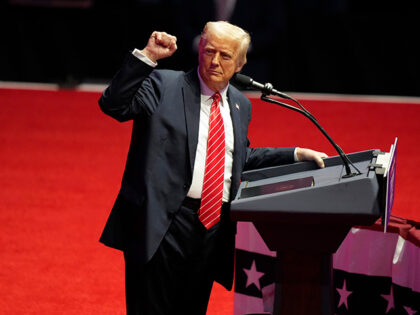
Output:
[{"xmin": 197, "ymin": 68, "xmax": 228, "ymax": 106}]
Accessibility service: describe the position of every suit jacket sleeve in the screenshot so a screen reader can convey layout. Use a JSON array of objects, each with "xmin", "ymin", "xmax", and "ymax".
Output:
[
  {"xmin": 98, "ymin": 53, "xmax": 162, "ymax": 122},
  {"xmin": 244, "ymin": 146, "xmax": 296, "ymax": 171}
]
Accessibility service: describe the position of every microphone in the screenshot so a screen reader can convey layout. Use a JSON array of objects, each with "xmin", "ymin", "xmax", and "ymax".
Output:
[{"xmin": 232, "ymin": 73, "xmax": 292, "ymax": 100}]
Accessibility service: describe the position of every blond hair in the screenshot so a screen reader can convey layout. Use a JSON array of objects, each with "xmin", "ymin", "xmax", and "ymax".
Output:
[{"xmin": 200, "ymin": 21, "xmax": 251, "ymax": 67}]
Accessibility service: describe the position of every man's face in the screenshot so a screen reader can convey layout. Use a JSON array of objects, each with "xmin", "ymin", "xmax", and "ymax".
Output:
[{"xmin": 198, "ymin": 32, "xmax": 243, "ymax": 92}]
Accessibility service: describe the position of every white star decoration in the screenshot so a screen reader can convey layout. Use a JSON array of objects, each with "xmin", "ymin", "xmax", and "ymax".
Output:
[
  {"xmin": 381, "ymin": 286, "xmax": 395, "ymax": 313},
  {"xmin": 404, "ymin": 306, "xmax": 417, "ymax": 315},
  {"xmin": 243, "ymin": 260, "xmax": 265, "ymax": 290},
  {"xmin": 336, "ymin": 279, "xmax": 352, "ymax": 310}
]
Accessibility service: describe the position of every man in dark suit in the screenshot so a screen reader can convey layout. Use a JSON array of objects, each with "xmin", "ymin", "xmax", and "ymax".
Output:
[{"xmin": 99, "ymin": 21, "xmax": 327, "ymax": 315}]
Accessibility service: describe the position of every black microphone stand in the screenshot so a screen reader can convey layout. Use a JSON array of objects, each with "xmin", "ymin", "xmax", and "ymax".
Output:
[{"xmin": 259, "ymin": 91, "xmax": 360, "ymax": 178}]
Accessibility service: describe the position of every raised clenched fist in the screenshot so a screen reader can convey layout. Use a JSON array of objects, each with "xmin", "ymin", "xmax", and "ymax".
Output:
[{"xmin": 141, "ymin": 31, "xmax": 177, "ymax": 63}]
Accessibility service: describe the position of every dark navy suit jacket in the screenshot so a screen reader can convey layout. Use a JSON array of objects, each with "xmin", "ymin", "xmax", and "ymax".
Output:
[{"xmin": 99, "ymin": 53, "xmax": 295, "ymax": 289}]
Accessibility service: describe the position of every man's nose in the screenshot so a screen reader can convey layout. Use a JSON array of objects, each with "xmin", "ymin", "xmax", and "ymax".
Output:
[{"xmin": 211, "ymin": 53, "xmax": 220, "ymax": 65}]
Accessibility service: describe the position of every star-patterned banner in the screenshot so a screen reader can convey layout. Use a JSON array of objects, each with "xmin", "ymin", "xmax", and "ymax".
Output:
[
  {"xmin": 235, "ymin": 250, "xmax": 275, "ymax": 299},
  {"xmin": 234, "ymin": 217, "xmax": 420, "ymax": 315},
  {"xmin": 334, "ymin": 270, "xmax": 420, "ymax": 314}
]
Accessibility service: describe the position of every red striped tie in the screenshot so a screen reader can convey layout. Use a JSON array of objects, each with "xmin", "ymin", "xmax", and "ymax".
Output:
[{"xmin": 199, "ymin": 92, "xmax": 225, "ymax": 229}]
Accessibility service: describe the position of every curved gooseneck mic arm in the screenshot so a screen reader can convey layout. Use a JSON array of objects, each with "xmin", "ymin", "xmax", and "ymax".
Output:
[{"xmin": 260, "ymin": 93, "xmax": 361, "ymax": 178}]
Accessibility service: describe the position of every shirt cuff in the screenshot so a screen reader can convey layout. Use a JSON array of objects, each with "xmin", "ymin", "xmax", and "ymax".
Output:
[
  {"xmin": 294, "ymin": 147, "xmax": 299, "ymax": 162},
  {"xmin": 132, "ymin": 48, "xmax": 158, "ymax": 68}
]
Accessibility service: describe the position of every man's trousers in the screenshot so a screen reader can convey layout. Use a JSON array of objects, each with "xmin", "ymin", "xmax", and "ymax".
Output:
[{"xmin": 124, "ymin": 201, "xmax": 229, "ymax": 315}]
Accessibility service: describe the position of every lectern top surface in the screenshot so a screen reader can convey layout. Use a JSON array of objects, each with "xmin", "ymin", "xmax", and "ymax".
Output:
[
  {"xmin": 240, "ymin": 150, "xmax": 377, "ymax": 194},
  {"xmin": 231, "ymin": 150, "xmax": 383, "ymax": 226}
]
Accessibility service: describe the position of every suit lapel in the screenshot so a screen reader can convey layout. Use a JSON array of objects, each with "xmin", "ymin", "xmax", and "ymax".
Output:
[
  {"xmin": 182, "ymin": 70, "xmax": 201, "ymax": 174},
  {"xmin": 227, "ymin": 88, "xmax": 243, "ymax": 155},
  {"xmin": 227, "ymin": 87, "xmax": 244, "ymax": 199}
]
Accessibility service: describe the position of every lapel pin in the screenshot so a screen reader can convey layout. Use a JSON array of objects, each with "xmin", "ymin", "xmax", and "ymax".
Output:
[{"xmin": 235, "ymin": 104, "xmax": 240, "ymax": 110}]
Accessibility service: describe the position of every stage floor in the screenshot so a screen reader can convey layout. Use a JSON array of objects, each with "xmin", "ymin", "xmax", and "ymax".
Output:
[{"xmin": 1, "ymin": 86, "xmax": 419, "ymax": 314}]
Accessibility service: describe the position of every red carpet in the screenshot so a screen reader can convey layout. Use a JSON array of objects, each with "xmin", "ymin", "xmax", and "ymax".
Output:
[{"xmin": 0, "ymin": 87, "xmax": 419, "ymax": 314}]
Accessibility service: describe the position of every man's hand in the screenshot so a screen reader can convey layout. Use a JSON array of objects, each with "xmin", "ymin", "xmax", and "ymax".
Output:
[
  {"xmin": 141, "ymin": 31, "xmax": 178, "ymax": 63},
  {"xmin": 296, "ymin": 148, "xmax": 328, "ymax": 168}
]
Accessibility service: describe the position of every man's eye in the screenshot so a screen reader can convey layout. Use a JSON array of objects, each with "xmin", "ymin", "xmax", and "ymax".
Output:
[{"xmin": 222, "ymin": 54, "xmax": 231, "ymax": 60}]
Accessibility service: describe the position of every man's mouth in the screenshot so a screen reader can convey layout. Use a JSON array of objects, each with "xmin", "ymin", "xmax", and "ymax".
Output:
[{"xmin": 208, "ymin": 70, "xmax": 221, "ymax": 75}]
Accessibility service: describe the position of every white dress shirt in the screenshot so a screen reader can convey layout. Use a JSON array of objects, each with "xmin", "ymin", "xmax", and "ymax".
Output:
[{"xmin": 187, "ymin": 70, "xmax": 235, "ymax": 202}]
